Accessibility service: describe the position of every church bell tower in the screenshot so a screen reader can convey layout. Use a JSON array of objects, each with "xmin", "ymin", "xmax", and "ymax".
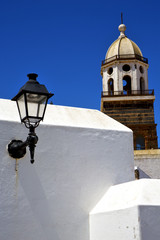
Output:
[{"xmin": 101, "ymin": 23, "xmax": 158, "ymax": 150}]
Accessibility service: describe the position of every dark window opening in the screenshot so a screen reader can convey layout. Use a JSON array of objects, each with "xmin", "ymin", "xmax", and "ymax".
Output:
[
  {"xmin": 139, "ymin": 66, "xmax": 144, "ymax": 73},
  {"xmin": 108, "ymin": 78, "xmax": 114, "ymax": 95},
  {"xmin": 122, "ymin": 64, "xmax": 130, "ymax": 72},
  {"xmin": 140, "ymin": 77, "xmax": 145, "ymax": 93},
  {"xmin": 123, "ymin": 75, "xmax": 131, "ymax": 95},
  {"xmin": 107, "ymin": 67, "xmax": 113, "ymax": 75},
  {"xmin": 136, "ymin": 135, "xmax": 145, "ymax": 150}
]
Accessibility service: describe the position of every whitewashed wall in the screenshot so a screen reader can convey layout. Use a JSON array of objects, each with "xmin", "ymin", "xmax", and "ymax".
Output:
[
  {"xmin": 90, "ymin": 179, "xmax": 160, "ymax": 240},
  {"xmin": 0, "ymin": 99, "xmax": 134, "ymax": 240},
  {"xmin": 134, "ymin": 150, "xmax": 160, "ymax": 179}
]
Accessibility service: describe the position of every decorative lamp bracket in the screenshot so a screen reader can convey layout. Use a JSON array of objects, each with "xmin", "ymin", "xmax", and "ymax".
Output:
[{"xmin": 8, "ymin": 125, "xmax": 38, "ymax": 164}]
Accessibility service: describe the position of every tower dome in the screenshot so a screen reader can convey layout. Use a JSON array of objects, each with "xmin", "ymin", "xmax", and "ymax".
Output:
[{"xmin": 105, "ymin": 24, "xmax": 143, "ymax": 60}]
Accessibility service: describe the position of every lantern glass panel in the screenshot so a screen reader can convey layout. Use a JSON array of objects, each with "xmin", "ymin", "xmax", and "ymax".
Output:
[
  {"xmin": 26, "ymin": 93, "xmax": 48, "ymax": 123},
  {"xmin": 17, "ymin": 94, "xmax": 26, "ymax": 121},
  {"xmin": 38, "ymin": 97, "xmax": 48, "ymax": 118}
]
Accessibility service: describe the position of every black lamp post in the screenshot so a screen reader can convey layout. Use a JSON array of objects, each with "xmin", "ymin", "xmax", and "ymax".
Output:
[{"xmin": 8, "ymin": 73, "xmax": 54, "ymax": 164}]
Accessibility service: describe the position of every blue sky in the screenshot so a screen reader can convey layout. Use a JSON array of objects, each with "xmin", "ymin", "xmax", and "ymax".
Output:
[{"xmin": 0, "ymin": 0, "xmax": 160, "ymax": 146}]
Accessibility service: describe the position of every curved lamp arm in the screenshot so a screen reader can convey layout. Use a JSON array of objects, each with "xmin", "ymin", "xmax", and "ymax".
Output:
[{"xmin": 8, "ymin": 126, "xmax": 38, "ymax": 164}]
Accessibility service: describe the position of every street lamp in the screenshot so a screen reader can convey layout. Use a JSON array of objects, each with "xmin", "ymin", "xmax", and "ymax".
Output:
[{"xmin": 8, "ymin": 73, "xmax": 54, "ymax": 164}]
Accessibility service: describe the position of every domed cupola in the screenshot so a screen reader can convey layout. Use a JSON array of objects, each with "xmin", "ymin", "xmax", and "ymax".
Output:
[
  {"xmin": 101, "ymin": 22, "xmax": 158, "ymax": 150},
  {"xmin": 106, "ymin": 24, "xmax": 143, "ymax": 60},
  {"xmin": 101, "ymin": 23, "xmax": 149, "ymax": 96}
]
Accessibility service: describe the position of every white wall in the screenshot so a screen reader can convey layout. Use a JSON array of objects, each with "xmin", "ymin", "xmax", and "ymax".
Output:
[
  {"xmin": 0, "ymin": 99, "xmax": 134, "ymax": 240},
  {"xmin": 90, "ymin": 179, "xmax": 160, "ymax": 240},
  {"xmin": 134, "ymin": 150, "xmax": 160, "ymax": 179},
  {"xmin": 90, "ymin": 207, "xmax": 140, "ymax": 240}
]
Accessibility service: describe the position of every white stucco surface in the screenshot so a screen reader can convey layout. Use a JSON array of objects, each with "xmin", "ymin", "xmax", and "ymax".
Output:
[
  {"xmin": 0, "ymin": 99, "xmax": 134, "ymax": 240},
  {"xmin": 134, "ymin": 150, "xmax": 160, "ymax": 179},
  {"xmin": 0, "ymin": 99, "xmax": 131, "ymax": 131},
  {"xmin": 91, "ymin": 179, "xmax": 160, "ymax": 214},
  {"xmin": 90, "ymin": 206, "xmax": 140, "ymax": 240},
  {"xmin": 90, "ymin": 179, "xmax": 160, "ymax": 240}
]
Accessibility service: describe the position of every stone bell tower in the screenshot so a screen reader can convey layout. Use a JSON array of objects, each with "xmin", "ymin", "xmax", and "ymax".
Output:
[{"xmin": 101, "ymin": 23, "xmax": 158, "ymax": 150}]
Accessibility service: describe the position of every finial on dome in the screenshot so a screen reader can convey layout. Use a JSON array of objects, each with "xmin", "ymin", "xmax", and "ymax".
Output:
[{"xmin": 118, "ymin": 12, "xmax": 126, "ymax": 38}]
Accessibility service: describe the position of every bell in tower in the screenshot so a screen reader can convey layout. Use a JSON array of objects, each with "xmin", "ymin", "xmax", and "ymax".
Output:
[{"xmin": 101, "ymin": 22, "xmax": 158, "ymax": 150}]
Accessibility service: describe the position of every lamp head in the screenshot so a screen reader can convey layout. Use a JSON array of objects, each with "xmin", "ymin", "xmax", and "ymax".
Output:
[{"xmin": 12, "ymin": 73, "xmax": 54, "ymax": 127}]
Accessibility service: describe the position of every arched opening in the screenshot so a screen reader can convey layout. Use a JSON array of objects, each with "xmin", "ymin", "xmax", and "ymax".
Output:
[
  {"xmin": 140, "ymin": 77, "xmax": 145, "ymax": 93},
  {"xmin": 139, "ymin": 66, "xmax": 144, "ymax": 73},
  {"xmin": 136, "ymin": 135, "xmax": 145, "ymax": 150},
  {"xmin": 123, "ymin": 75, "xmax": 131, "ymax": 95},
  {"xmin": 108, "ymin": 78, "xmax": 114, "ymax": 95}
]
